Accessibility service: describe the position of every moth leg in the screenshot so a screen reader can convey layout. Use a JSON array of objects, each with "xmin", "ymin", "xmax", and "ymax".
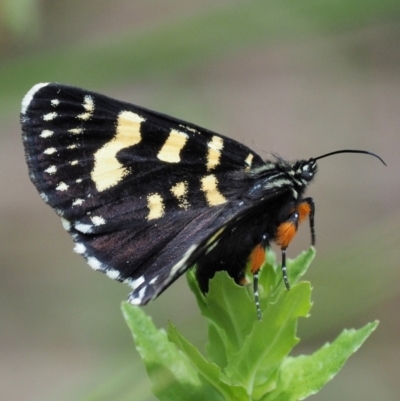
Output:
[
  {"xmin": 275, "ymin": 211, "xmax": 300, "ymax": 290},
  {"xmin": 248, "ymin": 234, "xmax": 269, "ymax": 321},
  {"xmin": 253, "ymin": 273, "xmax": 262, "ymax": 321},
  {"xmin": 297, "ymin": 197, "xmax": 315, "ymax": 245},
  {"xmin": 249, "ymin": 242, "xmax": 265, "ymax": 276},
  {"xmin": 275, "ymin": 199, "xmax": 315, "ymax": 290}
]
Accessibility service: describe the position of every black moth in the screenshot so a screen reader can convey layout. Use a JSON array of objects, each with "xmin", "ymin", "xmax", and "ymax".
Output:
[{"xmin": 21, "ymin": 83, "xmax": 385, "ymax": 318}]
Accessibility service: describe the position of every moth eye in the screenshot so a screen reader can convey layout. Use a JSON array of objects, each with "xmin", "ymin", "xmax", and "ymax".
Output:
[{"xmin": 301, "ymin": 171, "xmax": 313, "ymax": 181}]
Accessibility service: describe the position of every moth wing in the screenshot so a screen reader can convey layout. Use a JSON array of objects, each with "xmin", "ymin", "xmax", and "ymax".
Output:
[{"xmin": 21, "ymin": 83, "xmax": 268, "ymax": 303}]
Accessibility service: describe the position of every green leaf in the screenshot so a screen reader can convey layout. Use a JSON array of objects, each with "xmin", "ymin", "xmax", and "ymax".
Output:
[
  {"xmin": 187, "ymin": 269, "xmax": 257, "ymax": 357},
  {"xmin": 257, "ymin": 247, "xmax": 315, "ymax": 304},
  {"xmin": 168, "ymin": 323, "xmax": 249, "ymax": 401},
  {"xmin": 262, "ymin": 321, "xmax": 379, "ymax": 401},
  {"xmin": 286, "ymin": 247, "xmax": 315, "ymax": 287},
  {"xmin": 123, "ymin": 249, "xmax": 378, "ymax": 400},
  {"xmin": 187, "ymin": 250, "xmax": 314, "ymax": 399},
  {"xmin": 206, "ymin": 322, "xmax": 228, "ymax": 368},
  {"xmin": 224, "ymin": 282, "xmax": 312, "ymax": 397},
  {"xmin": 121, "ymin": 302, "xmax": 222, "ymax": 401}
]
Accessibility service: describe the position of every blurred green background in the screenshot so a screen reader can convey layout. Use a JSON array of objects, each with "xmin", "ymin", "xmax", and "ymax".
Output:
[{"xmin": 1, "ymin": 1, "xmax": 399, "ymax": 400}]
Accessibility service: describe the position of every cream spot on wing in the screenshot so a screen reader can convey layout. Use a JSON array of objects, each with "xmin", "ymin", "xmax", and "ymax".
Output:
[
  {"xmin": 40, "ymin": 193, "xmax": 49, "ymax": 202},
  {"xmin": 87, "ymin": 256, "xmax": 103, "ymax": 271},
  {"xmin": 43, "ymin": 112, "xmax": 57, "ymax": 121},
  {"xmin": 179, "ymin": 125, "xmax": 198, "ymax": 134},
  {"xmin": 56, "ymin": 182, "xmax": 69, "ymax": 191},
  {"xmin": 91, "ymin": 216, "xmax": 106, "ymax": 226},
  {"xmin": 205, "ymin": 227, "xmax": 226, "ymax": 246},
  {"xmin": 74, "ymin": 243, "xmax": 86, "ymax": 254},
  {"xmin": 69, "ymin": 128, "xmax": 83, "ymax": 134},
  {"xmin": 201, "ymin": 174, "xmax": 227, "ymax": 206},
  {"xmin": 45, "ymin": 165, "xmax": 57, "ymax": 174},
  {"xmin": 245, "ymin": 153, "xmax": 254, "ymax": 170},
  {"xmin": 77, "ymin": 114, "xmax": 90, "ymax": 121},
  {"xmin": 44, "ymin": 147, "xmax": 57, "ymax": 155},
  {"xmin": 157, "ymin": 129, "xmax": 188, "ymax": 163},
  {"xmin": 76, "ymin": 178, "xmax": 83, "ymax": 183},
  {"xmin": 83, "ymin": 95, "xmax": 94, "ymax": 112},
  {"xmin": 74, "ymin": 223, "xmax": 93, "ymax": 234},
  {"xmin": 206, "ymin": 136, "xmax": 224, "ymax": 171},
  {"xmin": 169, "ymin": 244, "xmax": 197, "ymax": 277},
  {"xmin": 77, "ymin": 95, "xmax": 94, "ymax": 120},
  {"xmin": 51, "ymin": 99, "xmax": 60, "ymax": 106},
  {"xmin": 40, "ymin": 130, "xmax": 53, "ymax": 138},
  {"xmin": 21, "ymin": 83, "xmax": 49, "ymax": 114},
  {"xmin": 72, "ymin": 198, "xmax": 84, "ymax": 206},
  {"xmin": 70, "ymin": 160, "xmax": 78, "ymax": 166},
  {"xmin": 171, "ymin": 181, "xmax": 190, "ymax": 210},
  {"xmin": 147, "ymin": 193, "xmax": 165, "ymax": 220},
  {"xmin": 205, "ymin": 240, "xmax": 219, "ymax": 254},
  {"xmin": 129, "ymin": 287, "xmax": 146, "ymax": 305},
  {"xmin": 91, "ymin": 110, "xmax": 145, "ymax": 191},
  {"xmin": 126, "ymin": 276, "xmax": 145, "ymax": 289},
  {"xmin": 61, "ymin": 218, "xmax": 71, "ymax": 231},
  {"xmin": 106, "ymin": 269, "xmax": 120, "ymax": 280},
  {"xmin": 68, "ymin": 144, "xmax": 77, "ymax": 149}
]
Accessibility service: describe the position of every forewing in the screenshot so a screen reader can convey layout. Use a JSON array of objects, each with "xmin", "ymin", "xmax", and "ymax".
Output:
[{"xmin": 21, "ymin": 83, "xmax": 266, "ymax": 303}]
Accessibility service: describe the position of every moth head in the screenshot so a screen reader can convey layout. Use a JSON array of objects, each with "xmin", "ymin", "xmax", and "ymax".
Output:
[
  {"xmin": 293, "ymin": 149, "xmax": 386, "ymax": 186},
  {"xmin": 290, "ymin": 159, "xmax": 318, "ymax": 185},
  {"xmin": 253, "ymin": 149, "xmax": 385, "ymax": 196}
]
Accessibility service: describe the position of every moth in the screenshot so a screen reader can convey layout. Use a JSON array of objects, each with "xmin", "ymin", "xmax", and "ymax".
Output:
[{"xmin": 21, "ymin": 83, "xmax": 385, "ymax": 317}]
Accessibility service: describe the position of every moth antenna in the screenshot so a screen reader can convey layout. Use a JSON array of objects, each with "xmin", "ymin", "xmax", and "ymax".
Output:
[{"xmin": 313, "ymin": 149, "xmax": 386, "ymax": 165}]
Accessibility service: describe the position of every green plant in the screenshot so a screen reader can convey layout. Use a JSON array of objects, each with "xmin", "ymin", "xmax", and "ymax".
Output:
[{"xmin": 122, "ymin": 248, "xmax": 377, "ymax": 401}]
